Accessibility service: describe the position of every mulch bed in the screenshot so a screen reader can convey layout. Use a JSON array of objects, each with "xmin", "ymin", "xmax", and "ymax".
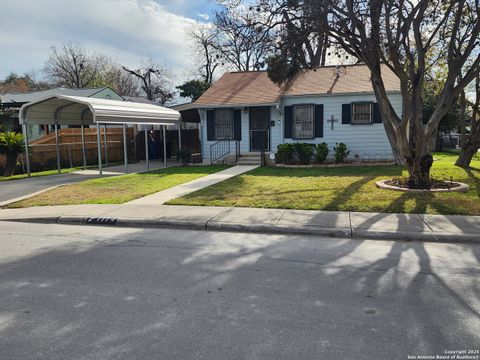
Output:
[{"xmin": 385, "ymin": 177, "xmax": 461, "ymax": 190}]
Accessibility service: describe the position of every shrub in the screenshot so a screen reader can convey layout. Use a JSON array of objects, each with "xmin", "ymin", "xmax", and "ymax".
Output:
[
  {"xmin": 294, "ymin": 143, "xmax": 314, "ymax": 164},
  {"xmin": 0, "ymin": 131, "xmax": 26, "ymax": 176},
  {"xmin": 333, "ymin": 142, "xmax": 350, "ymax": 163},
  {"xmin": 277, "ymin": 143, "xmax": 294, "ymax": 164},
  {"xmin": 176, "ymin": 148, "xmax": 192, "ymax": 166},
  {"xmin": 315, "ymin": 142, "xmax": 329, "ymax": 163}
]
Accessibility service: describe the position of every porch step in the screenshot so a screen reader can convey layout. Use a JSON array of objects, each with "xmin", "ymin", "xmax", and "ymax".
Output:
[
  {"xmin": 237, "ymin": 160, "xmax": 261, "ymax": 165},
  {"xmin": 237, "ymin": 153, "xmax": 262, "ymax": 165}
]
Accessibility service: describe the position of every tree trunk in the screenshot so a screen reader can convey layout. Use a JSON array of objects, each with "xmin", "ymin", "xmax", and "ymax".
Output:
[
  {"xmin": 405, "ymin": 152, "xmax": 434, "ymax": 188},
  {"xmin": 456, "ymin": 145, "xmax": 477, "ymax": 168},
  {"xmin": 3, "ymin": 152, "xmax": 19, "ymax": 177}
]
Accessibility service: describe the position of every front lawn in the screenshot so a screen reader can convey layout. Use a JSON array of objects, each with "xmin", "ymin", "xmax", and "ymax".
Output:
[
  {"xmin": 167, "ymin": 153, "xmax": 480, "ymax": 215},
  {"xmin": 8, "ymin": 165, "xmax": 228, "ymax": 207}
]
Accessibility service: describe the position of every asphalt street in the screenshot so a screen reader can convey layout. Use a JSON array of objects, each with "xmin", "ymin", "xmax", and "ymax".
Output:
[{"xmin": 0, "ymin": 222, "xmax": 479, "ymax": 360}]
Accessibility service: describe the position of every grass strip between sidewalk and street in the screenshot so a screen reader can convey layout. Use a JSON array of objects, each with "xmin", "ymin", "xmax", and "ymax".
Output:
[
  {"xmin": 7, "ymin": 165, "xmax": 229, "ymax": 207},
  {"xmin": 167, "ymin": 152, "xmax": 480, "ymax": 216}
]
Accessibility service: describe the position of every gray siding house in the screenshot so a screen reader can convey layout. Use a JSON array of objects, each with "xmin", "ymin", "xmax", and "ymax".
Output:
[{"xmin": 193, "ymin": 64, "xmax": 402, "ymax": 164}]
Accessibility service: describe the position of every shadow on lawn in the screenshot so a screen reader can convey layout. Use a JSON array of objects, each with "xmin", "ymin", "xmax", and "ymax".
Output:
[{"xmin": 251, "ymin": 165, "xmax": 404, "ymax": 178}]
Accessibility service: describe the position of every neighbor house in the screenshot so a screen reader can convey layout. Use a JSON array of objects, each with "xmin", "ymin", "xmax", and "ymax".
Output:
[{"xmin": 193, "ymin": 64, "xmax": 401, "ymax": 165}]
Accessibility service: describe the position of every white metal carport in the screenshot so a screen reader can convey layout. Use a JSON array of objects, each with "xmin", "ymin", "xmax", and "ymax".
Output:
[{"xmin": 19, "ymin": 95, "xmax": 181, "ymax": 177}]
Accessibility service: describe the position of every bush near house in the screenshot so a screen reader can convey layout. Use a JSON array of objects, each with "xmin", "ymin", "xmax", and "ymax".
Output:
[{"xmin": 276, "ymin": 142, "xmax": 340, "ymax": 165}]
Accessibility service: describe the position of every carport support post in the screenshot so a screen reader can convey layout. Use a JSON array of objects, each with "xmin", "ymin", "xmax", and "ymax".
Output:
[
  {"xmin": 177, "ymin": 123, "xmax": 181, "ymax": 150},
  {"xmin": 55, "ymin": 123, "xmax": 61, "ymax": 174},
  {"xmin": 163, "ymin": 125, "xmax": 167, "ymax": 168},
  {"xmin": 96, "ymin": 123, "xmax": 103, "ymax": 175},
  {"xmin": 81, "ymin": 124, "xmax": 87, "ymax": 169},
  {"xmin": 144, "ymin": 124, "xmax": 150, "ymax": 171},
  {"xmin": 123, "ymin": 124, "xmax": 128, "ymax": 173},
  {"xmin": 22, "ymin": 122, "xmax": 31, "ymax": 177},
  {"xmin": 103, "ymin": 124, "xmax": 108, "ymax": 167}
]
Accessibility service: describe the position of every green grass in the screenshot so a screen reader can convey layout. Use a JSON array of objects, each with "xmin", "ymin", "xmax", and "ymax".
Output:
[
  {"xmin": 0, "ymin": 167, "xmax": 83, "ymax": 182},
  {"xmin": 8, "ymin": 165, "xmax": 228, "ymax": 207},
  {"xmin": 167, "ymin": 152, "xmax": 480, "ymax": 215}
]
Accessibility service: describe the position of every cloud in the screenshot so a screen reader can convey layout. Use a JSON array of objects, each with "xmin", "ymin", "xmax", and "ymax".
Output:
[
  {"xmin": 0, "ymin": 0, "xmax": 209, "ymax": 82},
  {"xmin": 197, "ymin": 13, "xmax": 210, "ymax": 20}
]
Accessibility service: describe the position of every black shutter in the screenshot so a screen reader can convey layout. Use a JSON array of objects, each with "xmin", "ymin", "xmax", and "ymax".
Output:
[
  {"xmin": 314, "ymin": 104, "xmax": 324, "ymax": 138},
  {"xmin": 207, "ymin": 110, "xmax": 215, "ymax": 141},
  {"xmin": 284, "ymin": 106, "xmax": 293, "ymax": 138},
  {"xmin": 342, "ymin": 104, "xmax": 351, "ymax": 124},
  {"xmin": 233, "ymin": 109, "xmax": 241, "ymax": 140},
  {"xmin": 372, "ymin": 103, "xmax": 382, "ymax": 123}
]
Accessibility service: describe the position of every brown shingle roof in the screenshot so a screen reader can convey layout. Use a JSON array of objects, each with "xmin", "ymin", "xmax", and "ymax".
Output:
[
  {"xmin": 194, "ymin": 64, "xmax": 400, "ymax": 107},
  {"xmin": 194, "ymin": 71, "xmax": 282, "ymax": 107}
]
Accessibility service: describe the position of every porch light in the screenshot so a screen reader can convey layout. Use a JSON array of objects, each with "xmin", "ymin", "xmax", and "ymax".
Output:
[{"xmin": 243, "ymin": 107, "xmax": 248, "ymax": 113}]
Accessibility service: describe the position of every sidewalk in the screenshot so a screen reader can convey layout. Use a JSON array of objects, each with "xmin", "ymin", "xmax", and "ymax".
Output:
[
  {"xmin": 1, "ymin": 203, "xmax": 479, "ymax": 243},
  {"xmin": 127, "ymin": 165, "xmax": 258, "ymax": 205}
]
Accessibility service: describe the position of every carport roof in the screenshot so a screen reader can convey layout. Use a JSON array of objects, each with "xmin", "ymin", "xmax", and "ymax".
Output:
[{"xmin": 19, "ymin": 94, "xmax": 181, "ymax": 126}]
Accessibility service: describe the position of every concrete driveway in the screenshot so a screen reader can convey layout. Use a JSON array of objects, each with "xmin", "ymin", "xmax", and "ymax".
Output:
[
  {"xmin": 0, "ymin": 160, "xmax": 169, "ymax": 205},
  {"xmin": 0, "ymin": 222, "xmax": 478, "ymax": 359}
]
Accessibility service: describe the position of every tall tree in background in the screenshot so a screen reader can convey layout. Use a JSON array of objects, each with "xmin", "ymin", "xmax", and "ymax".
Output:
[
  {"xmin": 44, "ymin": 42, "xmax": 108, "ymax": 88},
  {"xmin": 213, "ymin": 4, "xmax": 273, "ymax": 71},
  {"xmin": 188, "ymin": 23, "xmax": 222, "ymax": 84},
  {"xmin": 122, "ymin": 58, "xmax": 175, "ymax": 104},
  {"xmin": 176, "ymin": 80, "xmax": 210, "ymax": 101},
  {"xmin": 91, "ymin": 64, "xmax": 140, "ymax": 97},
  {"xmin": 0, "ymin": 72, "xmax": 50, "ymax": 94},
  {"xmin": 268, "ymin": 0, "xmax": 480, "ymax": 187}
]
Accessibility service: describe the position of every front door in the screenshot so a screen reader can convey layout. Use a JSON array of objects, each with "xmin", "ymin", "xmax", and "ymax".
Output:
[{"xmin": 249, "ymin": 107, "xmax": 270, "ymax": 151}]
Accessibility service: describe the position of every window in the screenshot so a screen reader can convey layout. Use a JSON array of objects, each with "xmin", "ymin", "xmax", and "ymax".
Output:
[
  {"xmin": 352, "ymin": 103, "xmax": 372, "ymax": 124},
  {"xmin": 215, "ymin": 108, "xmax": 234, "ymax": 139},
  {"xmin": 293, "ymin": 104, "xmax": 314, "ymax": 138}
]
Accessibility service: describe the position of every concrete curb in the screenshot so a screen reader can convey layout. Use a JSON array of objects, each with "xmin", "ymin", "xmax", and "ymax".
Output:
[{"xmin": 3, "ymin": 215, "xmax": 480, "ymax": 244}]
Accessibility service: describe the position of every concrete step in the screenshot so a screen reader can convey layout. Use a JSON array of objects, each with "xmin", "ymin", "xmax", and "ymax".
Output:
[
  {"xmin": 237, "ymin": 162, "xmax": 261, "ymax": 165},
  {"xmin": 239, "ymin": 156, "xmax": 261, "ymax": 161},
  {"xmin": 237, "ymin": 161, "xmax": 261, "ymax": 165}
]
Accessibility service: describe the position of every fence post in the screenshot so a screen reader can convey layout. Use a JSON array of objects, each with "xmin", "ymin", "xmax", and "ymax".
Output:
[
  {"xmin": 55, "ymin": 123, "xmax": 61, "ymax": 174},
  {"xmin": 81, "ymin": 124, "xmax": 87, "ymax": 169}
]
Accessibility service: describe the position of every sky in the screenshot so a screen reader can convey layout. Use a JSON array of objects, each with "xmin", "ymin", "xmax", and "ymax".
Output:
[{"xmin": 0, "ymin": 0, "xmax": 219, "ymax": 83}]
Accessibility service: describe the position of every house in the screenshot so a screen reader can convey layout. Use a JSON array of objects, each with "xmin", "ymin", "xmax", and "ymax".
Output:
[
  {"xmin": 193, "ymin": 64, "xmax": 402, "ymax": 165},
  {"xmin": 0, "ymin": 87, "xmax": 123, "ymax": 140}
]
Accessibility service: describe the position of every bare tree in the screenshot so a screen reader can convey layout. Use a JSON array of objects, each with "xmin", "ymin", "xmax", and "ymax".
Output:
[
  {"xmin": 44, "ymin": 42, "xmax": 107, "ymax": 88},
  {"xmin": 213, "ymin": 6, "xmax": 274, "ymax": 71},
  {"xmin": 92, "ymin": 64, "xmax": 141, "ymax": 97},
  {"xmin": 122, "ymin": 58, "xmax": 175, "ymax": 104},
  {"xmin": 255, "ymin": 0, "xmax": 331, "ymax": 68},
  {"xmin": 188, "ymin": 23, "xmax": 221, "ymax": 84}
]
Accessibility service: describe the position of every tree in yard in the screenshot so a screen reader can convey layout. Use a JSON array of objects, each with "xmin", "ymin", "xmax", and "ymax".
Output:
[
  {"xmin": 456, "ymin": 74, "xmax": 480, "ymax": 168},
  {"xmin": 176, "ymin": 80, "xmax": 211, "ymax": 101},
  {"xmin": 44, "ymin": 42, "xmax": 108, "ymax": 88},
  {"xmin": 187, "ymin": 23, "xmax": 222, "ymax": 84},
  {"xmin": 268, "ymin": 0, "xmax": 480, "ymax": 187},
  {"xmin": 122, "ymin": 58, "xmax": 175, "ymax": 104}
]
